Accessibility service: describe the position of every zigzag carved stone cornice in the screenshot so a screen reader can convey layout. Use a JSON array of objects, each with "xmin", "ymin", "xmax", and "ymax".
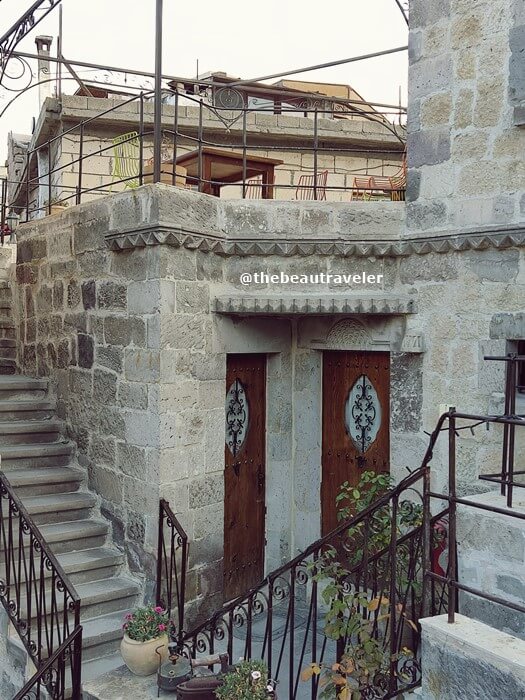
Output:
[{"xmin": 104, "ymin": 223, "xmax": 525, "ymax": 258}]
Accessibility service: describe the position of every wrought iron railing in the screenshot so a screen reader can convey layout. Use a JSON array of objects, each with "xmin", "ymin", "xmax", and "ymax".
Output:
[
  {"xmin": 156, "ymin": 498, "xmax": 189, "ymax": 642},
  {"xmin": 180, "ymin": 466, "xmax": 448, "ymax": 699},
  {"xmin": 423, "ymin": 407, "xmax": 525, "ymax": 625},
  {"xmin": 1, "ymin": 85, "xmax": 406, "ymax": 225},
  {"xmin": 0, "ymin": 472, "xmax": 82, "ymax": 696},
  {"xmin": 13, "ymin": 625, "xmax": 82, "ymax": 700}
]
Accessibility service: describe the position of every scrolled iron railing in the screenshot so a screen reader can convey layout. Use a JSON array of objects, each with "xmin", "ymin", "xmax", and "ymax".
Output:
[
  {"xmin": 180, "ymin": 466, "xmax": 448, "ymax": 699},
  {"xmin": 156, "ymin": 497, "xmax": 189, "ymax": 643},
  {"xmin": 0, "ymin": 471, "xmax": 82, "ymax": 699},
  {"xmin": 13, "ymin": 625, "xmax": 82, "ymax": 700}
]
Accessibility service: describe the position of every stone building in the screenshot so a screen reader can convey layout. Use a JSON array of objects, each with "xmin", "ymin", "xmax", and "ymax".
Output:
[{"xmin": 0, "ymin": 0, "xmax": 524, "ymax": 697}]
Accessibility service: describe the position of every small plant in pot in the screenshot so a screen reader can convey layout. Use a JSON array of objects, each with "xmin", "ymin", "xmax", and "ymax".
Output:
[
  {"xmin": 215, "ymin": 660, "xmax": 277, "ymax": 700},
  {"xmin": 120, "ymin": 605, "xmax": 171, "ymax": 676}
]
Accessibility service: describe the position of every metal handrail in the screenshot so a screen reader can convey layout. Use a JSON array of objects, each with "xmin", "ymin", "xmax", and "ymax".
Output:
[
  {"xmin": 0, "ymin": 471, "xmax": 82, "ymax": 680},
  {"xmin": 181, "ymin": 465, "xmax": 447, "ymax": 699},
  {"xmin": 422, "ymin": 407, "xmax": 525, "ymax": 626},
  {"xmin": 156, "ymin": 498, "xmax": 188, "ymax": 642},
  {"xmin": 13, "ymin": 625, "xmax": 83, "ymax": 700}
]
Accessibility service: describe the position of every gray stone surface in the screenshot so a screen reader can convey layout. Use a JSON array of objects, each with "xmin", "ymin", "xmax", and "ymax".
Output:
[{"xmin": 420, "ymin": 614, "xmax": 525, "ymax": 700}]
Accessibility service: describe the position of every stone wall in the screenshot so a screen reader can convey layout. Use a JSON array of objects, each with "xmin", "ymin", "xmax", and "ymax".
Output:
[
  {"xmin": 12, "ymin": 185, "xmax": 525, "ymax": 620},
  {"xmin": 420, "ymin": 614, "xmax": 525, "ymax": 700},
  {"xmin": 408, "ymin": 0, "xmax": 525, "ymax": 234},
  {"xmin": 457, "ymin": 491, "xmax": 525, "ymax": 640}
]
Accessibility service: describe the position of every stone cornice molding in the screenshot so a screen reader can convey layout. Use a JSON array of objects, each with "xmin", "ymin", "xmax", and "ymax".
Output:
[
  {"xmin": 214, "ymin": 295, "xmax": 417, "ymax": 315},
  {"xmin": 105, "ymin": 222, "xmax": 525, "ymax": 258}
]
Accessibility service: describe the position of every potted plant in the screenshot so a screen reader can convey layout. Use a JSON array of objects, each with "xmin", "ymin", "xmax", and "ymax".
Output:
[
  {"xmin": 215, "ymin": 660, "xmax": 277, "ymax": 700},
  {"xmin": 120, "ymin": 604, "xmax": 170, "ymax": 676}
]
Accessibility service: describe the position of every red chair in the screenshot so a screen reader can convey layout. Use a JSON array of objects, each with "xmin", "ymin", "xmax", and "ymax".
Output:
[{"xmin": 294, "ymin": 170, "xmax": 328, "ymax": 200}]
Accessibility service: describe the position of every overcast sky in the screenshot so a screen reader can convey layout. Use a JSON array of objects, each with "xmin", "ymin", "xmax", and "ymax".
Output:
[{"xmin": 0, "ymin": 0, "xmax": 408, "ymax": 162}]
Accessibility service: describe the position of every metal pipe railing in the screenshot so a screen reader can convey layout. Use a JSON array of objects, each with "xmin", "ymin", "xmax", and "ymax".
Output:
[{"xmin": 2, "ymin": 87, "xmax": 405, "ymax": 222}]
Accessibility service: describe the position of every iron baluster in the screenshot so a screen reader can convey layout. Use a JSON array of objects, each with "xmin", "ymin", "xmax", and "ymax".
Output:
[
  {"xmin": 77, "ymin": 121, "xmax": 84, "ymax": 204},
  {"xmin": 242, "ymin": 109, "xmax": 247, "ymax": 199},
  {"xmin": 447, "ymin": 410, "xmax": 457, "ymax": 624},
  {"xmin": 156, "ymin": 499, "xmax": 188, "ymax": 644},
  {"xmin": 198, "ymin": 100, "xmax": 203, "ymax": 192},
  {"xmin": 172, "ymin": 90, "xmax": 179, "ymax": 185},
  {"xmin": 313, "ymin": 107, "xmax": 318, "ymax": 201},
  {"xmin": 139, "ymin": 92, "xmax": 144, "ymax": 186},
  {"xmin": 153, "ymin": 0, "xmax": 163, "ymax": 183}
]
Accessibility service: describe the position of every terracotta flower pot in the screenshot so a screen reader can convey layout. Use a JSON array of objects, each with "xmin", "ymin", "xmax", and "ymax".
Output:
[{"xmin": 120, "ymin": 633, "xmax": 169, "ymax": 676}]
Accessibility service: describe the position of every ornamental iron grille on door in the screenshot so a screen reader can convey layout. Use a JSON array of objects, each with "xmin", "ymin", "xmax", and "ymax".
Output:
[
  {"xmin": 322, "ymin": 351, "xmax": 390, "ymax": 536},
  {"xmin": 224, "ymin": 354, "xmax": 266, "ymax": 600},
  {"xmin": 345, "ymin": 374, "xmax": 382, "ymax": 458},
  {"xmin": 225, "ymin": 379, "xmax": 249, "ymax": 457}
]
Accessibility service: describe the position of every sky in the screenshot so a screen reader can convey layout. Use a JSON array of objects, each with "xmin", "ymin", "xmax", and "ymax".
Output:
[{"xmin": 0, "ymin": 0, "xmax": 408, "ymax": 162}]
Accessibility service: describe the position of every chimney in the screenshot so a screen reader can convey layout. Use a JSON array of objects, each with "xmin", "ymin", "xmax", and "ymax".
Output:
[{"xmin": 35, "ymin": 36, "xmax": 54, "ymax": 107}]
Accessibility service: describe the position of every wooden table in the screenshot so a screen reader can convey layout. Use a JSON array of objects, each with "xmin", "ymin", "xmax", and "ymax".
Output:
[{"xmin": 175, "ymin": 147, "xmax": 284, "ymax": 198}]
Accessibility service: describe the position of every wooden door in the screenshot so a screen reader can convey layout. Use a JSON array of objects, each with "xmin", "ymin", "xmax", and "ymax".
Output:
[
  {"xmin": 321, "ymin": 351, "xmax": 390, "ymax": 536},
  {"xmin": 224, "ymin": 354, "xmax": 266, "ymax": 600}
]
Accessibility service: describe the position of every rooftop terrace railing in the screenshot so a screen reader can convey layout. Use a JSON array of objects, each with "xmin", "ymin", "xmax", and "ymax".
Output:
[{"xmin": 2, "ymin": 87, "xmax": 406, "ymax": 225}]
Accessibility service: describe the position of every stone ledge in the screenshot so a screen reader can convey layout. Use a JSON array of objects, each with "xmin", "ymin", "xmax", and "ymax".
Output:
[
  {"xmin": 214, "ymin": 295, "xmax": 417, "ymax": 315},
  {"xmin": 420, "ymin": 614, "xmax": 525, "ymax": 700}
]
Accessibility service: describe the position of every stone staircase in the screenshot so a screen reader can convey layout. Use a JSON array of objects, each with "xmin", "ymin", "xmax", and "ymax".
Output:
[
  {"xmin": 0, "ymin": 375, "xmax": 141, "ymax": 689},
  {"xmin": 0, "ymin": 281, "xmax": 16, "ymax": 375}
]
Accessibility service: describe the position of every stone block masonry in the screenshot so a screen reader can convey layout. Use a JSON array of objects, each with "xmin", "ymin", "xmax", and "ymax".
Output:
[
  {"xmin": 12, "ymin": 184, "xmax": 525, "ymax": 624},
  {"xmin": 419, "ymin": 614, "xmax": 525, "ymax": 700},
  {"xmin": 408, "ymin": 0, "xmax": 525, "ymax": 234}
]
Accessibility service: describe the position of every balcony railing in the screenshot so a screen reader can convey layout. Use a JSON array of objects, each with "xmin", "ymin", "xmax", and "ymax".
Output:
[{"xmin": 2, "ymin": 87, "xmax": 406, "ymax": 225}]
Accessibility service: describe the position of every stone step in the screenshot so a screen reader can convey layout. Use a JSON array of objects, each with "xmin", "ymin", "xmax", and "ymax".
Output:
[
  {"xmin": 0, "ymin": 345, "xmax": 17, "ymax": 359},
  {"xmin": 0, "ymin": 418, "xmax": 63, "ymax": 444},
  {"xmin": 0, "ymin": 520, "xmax": 110, "ymax": 563},
  {"xmin": 0, "ymin": 547, "xmax": 125, "ymax": 593},
  {"xmin": 81, "ymin": 610, "xmax": 130, "ymax": 662},
  {"xmin": 0, "ymin": 440, "xmax": 75, "ymax": 468},
  {"xmin": 79, "ymin": 653, "xmax": 125, "ymax": 698},
  {"xmin": 17, "ymin": 577, "xmax": 140, "ymax": 625},
  {"xmin": 6, "ymin": 465, "xmax": 85, "ymax": 496},
  {"xmin": 0, "ymin": 360, "xmax": 17, "ymax": 375},
  {"xmin": 0, "ymin": 376, "xmax": 48, "ymax": 400},
  {"xmin": 3, "ymin": 491, "xmax": 97, "ymax": 525},
  {"xmin": 0, "ymin": 399, "xmax": 55, "ymax": 421},
  {"xmin": 58, "ymin": 548, "xmax": 125, "ymax": 587},
  {"xmin": 0, "ymin": 326, "xmax": 15, "ymax": 340}
]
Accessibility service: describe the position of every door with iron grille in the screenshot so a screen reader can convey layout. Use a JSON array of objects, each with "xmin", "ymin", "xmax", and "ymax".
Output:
[
  {"xmin": 322, "ymin": 351, "xmax": 390, "ymax": 536},
  {"xmin": 224, "ymin": 354, "xmax": 266, "ymax": 600}
]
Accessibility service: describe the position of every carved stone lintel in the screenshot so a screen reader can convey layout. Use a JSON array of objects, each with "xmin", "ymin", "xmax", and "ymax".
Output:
[{"xmin": 214, "ymin": 296, "xmax": 417, "ymax": 316}]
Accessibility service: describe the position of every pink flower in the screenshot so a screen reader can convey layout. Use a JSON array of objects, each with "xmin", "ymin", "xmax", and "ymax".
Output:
[
  {"xmin": 122, "ymin": 624, "xmax": 128, "ymax": 630},
  {"xmin": 125, "ymin": 614, "xmax": 133, "ymax": 620},
  {"xmin": 154, "ymin": 606, "xmax": 164, "ymax": 614},
  {"xmin": 158, "ymin": 623, "xmax": 166, "ymax": 631}
]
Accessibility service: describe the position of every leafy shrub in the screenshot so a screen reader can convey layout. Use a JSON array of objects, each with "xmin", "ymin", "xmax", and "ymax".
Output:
[{"xmin": 215, "ymin": 660, "xmax": 276, "ymax": 700}]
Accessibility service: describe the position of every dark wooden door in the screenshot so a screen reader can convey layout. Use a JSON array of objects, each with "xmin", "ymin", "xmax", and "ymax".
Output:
[
  {"xmin": 224, "ymin": 354, "xmax": 266, "ymax": 600},
  {"xmin": 322, "ymin": 351, "xmax": 390, "ymax": 536}
]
